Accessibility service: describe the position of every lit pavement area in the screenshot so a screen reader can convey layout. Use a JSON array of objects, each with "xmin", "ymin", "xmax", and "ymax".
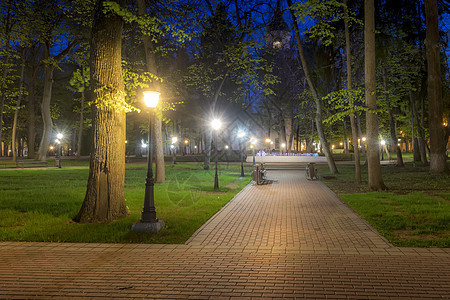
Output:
[{"xmin": 1, "ymin": 170, "xmax": 449, "ymax": 298}]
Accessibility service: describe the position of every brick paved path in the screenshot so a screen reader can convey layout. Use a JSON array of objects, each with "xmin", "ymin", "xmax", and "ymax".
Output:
[{"xmin": 1, "ymin": 170, "xmax": 449, "ymax": 299}]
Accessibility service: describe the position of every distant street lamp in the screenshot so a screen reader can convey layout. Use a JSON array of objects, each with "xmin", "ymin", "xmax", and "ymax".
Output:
[
  {"xmin": 131, "ymin": 90, "xmax": 164, "ymax": 233},
  {"xmin": 171, "ymin": 136, "xmax": 178, "ymax": 164},
  {"xmin": 184, "ymin": 139, "xmax": 189, "ymax": 155},
  {"xmin": 264, "ymin": 138, "xmax": 271, "ymax": 152},
  {"xmin": 281, "ymin": 143, "xmax": 286, "ymax": 155},
  {"xmin": 237, "ymin": 130, "xmax": 246, "ymax": 177},
  {"xmin": 211, "ymin": 119, "xmax": 222, "ymax": 190},
  {"xmin": 56, "ymin": 133, "xmax": 63, "ymax": 168}
]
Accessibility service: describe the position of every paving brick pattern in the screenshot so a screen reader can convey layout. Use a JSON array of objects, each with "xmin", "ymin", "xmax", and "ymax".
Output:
[
  {"xmin": 1, "ymin": 170, "xmax": 449, "ymax": 299},
  {"xmin": 187, "ymin": 171, "xmax": 390, "ymax": 250}
]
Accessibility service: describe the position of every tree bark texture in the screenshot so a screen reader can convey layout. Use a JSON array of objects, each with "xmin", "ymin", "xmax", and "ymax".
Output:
[
  {"xmin": 137, "ymin": 0, "xmax": 165, "ymax": 183},
  {"xmin": 76, "ymin": 0, "xmax": 127, "ymax": 223},
  {"xmin": 365, "ymin": 0, "xmax": 386, "ymax": 190},
  {"xmin": 424, "ymin": 0, "xmax": 448, "ymax": 173},
  {"xmin": 287, "ymin": 0, "xmax": 338, "ymax": 174}
]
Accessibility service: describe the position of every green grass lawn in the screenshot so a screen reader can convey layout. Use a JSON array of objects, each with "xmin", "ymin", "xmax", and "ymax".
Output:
[
  {"xmin": 317, "ymin": 162, "xmax": 450, "ymax": 247},
  {"xmin": 0, "ymin": 162, "xmax": 252, "ymax": 244}
]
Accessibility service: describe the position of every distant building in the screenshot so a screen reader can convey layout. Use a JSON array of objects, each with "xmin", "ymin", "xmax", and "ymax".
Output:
[{"xmin": 264, "ymin": 0, "xmax": 292, "ymax": 50}]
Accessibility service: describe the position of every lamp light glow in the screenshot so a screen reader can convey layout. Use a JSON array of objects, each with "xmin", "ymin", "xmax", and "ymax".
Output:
[
  {"xmin": 143, "ymin": 90, "xmax": 160, "ymax": 108},
  {"xmin": 211, "ymin": 119, "xmax": 222, "ymax": 130},
  {"xmin": 237, "ymin": 130, "xmax": 245, "ymax": 138}
]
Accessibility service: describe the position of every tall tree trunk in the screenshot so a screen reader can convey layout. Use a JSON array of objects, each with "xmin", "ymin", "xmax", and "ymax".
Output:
[
  {"xmin": 342, "ymin": 117, "xmax": 349, "ymax": 153},
  {"xmin": 424, "ymin": 0, "xmax": 448, "ymax": 173},
  {"xmin": 365, "ymin": 0, "xmax": 386, "ymax": 190},
  {"xmin": 409, "ymin": 91, "xmax": 419, "ymax": 164},
  {"xmin": 0, "ymin": 0, "xmax": 13, "ymax": 157},
  {"xmin": 280, "ymin": 114, "xmax": 287, "ymax": 151},
  {"xmin": 287, "ymin": 0, "xmax": 338, "ymax": 173},
  {"xmin": 27, "ymin": 66, "xmax": 38, "ymax": 159},
  {"xmin": 344, "ymin": 0, "xmax": 361, "ymax": 183},
  {"xmin": 37, "ymin": 39, "xmax": 76, "ymax": 161},
  {"xmin": 12, "ymin": 54, "xmax": 26, "ymax": 162},
  {"xmin": 137, "ymin": 0, "xmax": 165, "ymax": 183},
  {"xmin": 37, "ymin": 47, "xmax": 55, "ymax": 162},
  {"xmin": 357, "ymin": 112, "xmax": 365, "ymax": 154},
  {"xmin": 411, "ymin": 93, "xmax": 428, "ymax": 164},
  {"xmin": 75, "ymin": 0, "xmax": 127, "ymax": 223},
  {"xmin": 76, "ymin": 67, "xmax": 86, "ymax": 159},
  {"xmin": 152, "ymin": 117, "xmax": 164, "ymax": 181},
  {"xmin": 383, "ymin": 68, "xmax": 403, "ymax": 167},
  {"xmin": 288, "ymin": 117, "xmax": 295, "ymax": 151}
]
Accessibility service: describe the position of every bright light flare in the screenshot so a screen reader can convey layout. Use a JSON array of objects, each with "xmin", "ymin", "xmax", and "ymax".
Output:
[
  {"xmin": 143, "ymin": 90, "xmax": 160, "ymax": 108},
  {"xmin": 211, "ymin": 119, "xmax": 222, "ymax": 130}
]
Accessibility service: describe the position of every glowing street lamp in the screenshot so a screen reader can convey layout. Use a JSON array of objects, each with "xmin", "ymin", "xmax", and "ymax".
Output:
[
  {"xmin": 211, "ymin": 119, "xmax": 222, "ymax": 190},
  {"xmin": 171, "ymin": 136, "xmax": 178, "ymax": 164},
  {"xmin": 56, "ymin": 133, "xmax": 63, "ymax": 168},
  {"xmin": 184, "ymin": 139, "xmax": 189, "ymax": 155},
  {"xmin": 131, "ymin": 90, "xmax": 164, "ymax": 233},
  {"xmin": 380, "ymin": 139, "xmax": 386, "ymax": 161}
]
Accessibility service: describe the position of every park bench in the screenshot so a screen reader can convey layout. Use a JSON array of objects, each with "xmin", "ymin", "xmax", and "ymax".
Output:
[
  {"xmin": 0, "ymin": 161, "xmax": 49, "ymax": 169},
  {"xmin": 16, "ymin": 161, "xmax": 49, "ymax": 168},
  {"xmin": 306, "ymin": 162, "xmax": 317, "ymax": 180},
  {"xmin": 253, "ymin": 164, "xmax": 267, "ymax": 185}
]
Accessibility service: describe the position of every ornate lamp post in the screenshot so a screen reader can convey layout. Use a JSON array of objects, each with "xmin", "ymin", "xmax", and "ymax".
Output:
[
  {"xmin": 237, "ymin": 130, "xmax": 246, "ymax": 177},
  {"xmin": 56, "ymin": 133, "xmax": 63, "ymax": 168},
  {"xmin": 211, "ymin": 119, "xmax": 222, "ymax": 190},
  {"xmin": 131, "ymin": 90, "xmax": 165, "ymax": 233}
]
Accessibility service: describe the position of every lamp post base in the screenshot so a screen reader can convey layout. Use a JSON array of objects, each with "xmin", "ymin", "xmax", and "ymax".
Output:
[{"xmin": 131, "ymin": 220, "xmax": 165, "ymax": 233}]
